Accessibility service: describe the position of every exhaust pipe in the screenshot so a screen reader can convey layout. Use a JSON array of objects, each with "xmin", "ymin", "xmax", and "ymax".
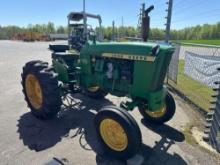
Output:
[{"xmin": 141, "ymin": 5, "xmax": 154, "ymax": 42}]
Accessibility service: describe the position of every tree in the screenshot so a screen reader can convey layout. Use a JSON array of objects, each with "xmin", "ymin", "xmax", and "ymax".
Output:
[
  {"xmin": 0, "ymin": 22, "xmax": 220, "ymax": 41},
  {"xmin": 57, "ymin": 26, "xmax": 65, "ymax": 33},
  {"xmin": 0, "ymin": 26, "xmax": 7, "ymax": 39},
  {"xmin": 46, "ymin": 22, "xmax": 55, "ymax": 34}
]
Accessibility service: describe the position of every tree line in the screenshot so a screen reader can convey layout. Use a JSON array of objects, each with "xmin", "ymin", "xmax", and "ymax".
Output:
[
  {"xmin": 0, "ymin": 21, "xmax": 220, "ymax": 40},
  {"xmin": 0, "ymin": 22, "xmax": 68, "ymax": 39},
  {"xmin": 101, "ymin": 22, "xmax": 220, "ymax": 41}
]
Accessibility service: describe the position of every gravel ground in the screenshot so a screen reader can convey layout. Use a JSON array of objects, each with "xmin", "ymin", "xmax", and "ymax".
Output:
[{"xmin": 0, "ymin": 40, "xmax": 219, "ymax": 165}]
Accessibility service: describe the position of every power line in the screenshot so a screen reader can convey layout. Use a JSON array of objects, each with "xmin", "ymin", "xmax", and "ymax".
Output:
[
  {"xmin": 156, "ymin": 0, "xmax": 164, "ymax": 4},
  {"xmin": 153, "ymin": 7, "xmax": 167, "ymax": 13},
  {"xmin": 174, "ymin": 0, "xmax": 191, "ymax": 8},
  {"xmin": 173, "ymin": 0, "xmax": 208, "ymax": 15},
  {"xmin": 172, "ymin": 9, "xmax": 220, "ymax": 23},
  {"xmin": 156, "ymin": 0, "xmax": 168, "ymax": 7},
  {"xmin": 173, "ymin": 15, "xmax": 220, "ymax": 24},
  {"xmin": 156, "ymin": 3, "xmax": 166, "ymax": 9}
]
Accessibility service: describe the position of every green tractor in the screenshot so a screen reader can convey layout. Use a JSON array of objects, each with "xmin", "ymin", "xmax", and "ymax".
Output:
[{"xmin": 21, "ymin": 8, "xmax": 175, "ymax": 160}]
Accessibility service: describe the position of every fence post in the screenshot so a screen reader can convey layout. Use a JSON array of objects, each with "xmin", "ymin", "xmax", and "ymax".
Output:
[
  {"xmin": 203, "ymin": 68, "xmax": 220, "ymax": 152},
  {"xmin": 167, "ymin": 43, "xmax": 181, "ymax": 84}
]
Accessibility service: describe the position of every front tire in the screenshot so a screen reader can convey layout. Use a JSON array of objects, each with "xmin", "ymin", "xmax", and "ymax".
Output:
[
  {"xmin": 139, "ymin": 92, "xmax": 176, "ymax": 124},
  {"xmin": 85, "ymin": 86, "xmax": 107, "ymax": 99},
  {"xmin": 94, "ymin": 106, "xmax": 142, "ymax": 160},
  {"xmin": 21, "ymin": 60, "xmax": 62, "ymax": 120}
]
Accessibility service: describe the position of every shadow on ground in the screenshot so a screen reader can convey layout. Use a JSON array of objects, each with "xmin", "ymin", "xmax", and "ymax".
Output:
[
  {"xmin": 141, "ymin": 119, "xmax": 185, "ymax": 143},
  {"xmin": 17, "ymin": 94, "xmax": 187, "ymax": 165},
  {"xmin": 140, "ymin": 118, "xmax": 187, "ymax": 165}
]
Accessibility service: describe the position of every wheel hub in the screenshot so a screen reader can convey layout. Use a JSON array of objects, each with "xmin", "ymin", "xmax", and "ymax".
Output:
[
  {"xmin": 100, "ymin": 118, "xmax": 128, "ymax": 151},
  {"xmin": 25, "ymin": 74, "xmax": 43, "ymax": 109},
  {"xmin": 87, "ymin": 86, "xmax": 100, "ymax": 92},
  {"xmin": 145, "ymin": 105, "xmax": 167, "ymax": 118}
]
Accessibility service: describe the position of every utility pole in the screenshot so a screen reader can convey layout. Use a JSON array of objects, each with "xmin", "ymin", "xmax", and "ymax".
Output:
[
  {"xmin": 83, "ymin": 0, "xmax": 87, "ymax": 39},
  {"xmin": 165, "ymin": 0, "xmax": 173, "ymax": 43},
  {"xmin": 121, "ymin": 17, "xmax": 124, "ymax": 39},
  {"xmin": 137, "ymin": 8, "xmax": 142, "ymax": 38},
  {"xmin": 83, "ymin": 0, "xmax": 86, "ymax": 13},
  {"xmin": 112, "ymin": 21, "xmax": 115, "ymax": 41},
  {"xmin": 122, "ymin": 17, "xmax": 124, "ymax": 28},
  {"xmin": 142, "ymin": 3, "xmax": 145, "ymax": 17}
]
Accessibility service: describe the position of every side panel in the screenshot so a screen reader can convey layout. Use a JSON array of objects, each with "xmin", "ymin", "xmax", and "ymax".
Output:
[
  {"xmin": 131, "ymin": 61, "xmax": 156, "ymax": 97},
  {"xmin": 78, "ymin": 42, "xmax": 174, "ymax": 111},
  {"xmin": 52, "ymin": 59, "xmax": 69, "ymax": 83},
  {"xmin": 51, "ymin": 53, "xmax": 79, "ymax": 84},
  {"xmin": 151, "ymin": 50, "xmax": 173, "ymax": 90},
  {"xmin": 79, "ymin": 52, "xmax": 97, "ymax": 87},
  {"xmin": 130, "ymin": 50, "xmax": 173, "ymax": 111},
  {"xmin": 80, "ymin": 50, "xmax": 133, "ymax": 95}
]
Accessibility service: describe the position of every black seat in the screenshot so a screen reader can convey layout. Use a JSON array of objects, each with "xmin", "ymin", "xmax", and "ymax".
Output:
[
  {"xmin": 52, "ymin": 52, "xmax": 78, "ymax": 60},
  {"xmin": 49, "ymin": 45, "xmax": 69, "ymax": 53}
]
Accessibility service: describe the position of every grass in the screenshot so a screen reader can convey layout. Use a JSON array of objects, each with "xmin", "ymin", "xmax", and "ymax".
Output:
[
  {"xmin": 183, "ymin": 123, "xmax": 197, "ymax": 146},
  {"xmin": 176, "ymin": 40, "xmax": 220, "ymax": 46},
  {"xmin": 169, "ymin": 60, "xmax": 214, "ymax": 112}
]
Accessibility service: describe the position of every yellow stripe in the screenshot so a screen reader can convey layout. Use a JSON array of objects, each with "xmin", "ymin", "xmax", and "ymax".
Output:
[{"xmin": 102, "ymin": 53, "xmax": 155, "ymax": 62}]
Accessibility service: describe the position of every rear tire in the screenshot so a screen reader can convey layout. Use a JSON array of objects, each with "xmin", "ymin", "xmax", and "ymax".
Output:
[
  {"xmin": 139, "ymin": 92, "xmax": 176, "ymax": 124},
  {"xmin": 21, "ymin": 60, "xmax": 62, "ymax": 120},
  {"xmin": 94, "ymin": 106, "xmax": 142, "ymax": 160}
]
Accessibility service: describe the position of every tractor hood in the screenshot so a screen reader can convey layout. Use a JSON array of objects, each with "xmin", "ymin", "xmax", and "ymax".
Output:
[{"xmin": 82, "ymin": 41, "xmax": 174, "ymax": 61}]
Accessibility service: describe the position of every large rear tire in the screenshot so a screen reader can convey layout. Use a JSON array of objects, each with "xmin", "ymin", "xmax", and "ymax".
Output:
[
  {"xmin": 139, "ymin": 92, "xmax": 176, "ymax": 124},
  {"xmin": 94, "ymin": 106, "xmax": 142, "ymax": 160},
  {"xmin": 21, "ymin": 60, "xmax": 62, "ymax": 120}
]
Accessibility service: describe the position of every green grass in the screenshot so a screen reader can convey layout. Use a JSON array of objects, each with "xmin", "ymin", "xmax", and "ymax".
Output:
[
  {"xmin": 177, "ymin": 40, "xmax": 220, "ymax": 46},
  {"xmin": 169, "ymin": 60, "xmax": 214, "ymax": 111}
]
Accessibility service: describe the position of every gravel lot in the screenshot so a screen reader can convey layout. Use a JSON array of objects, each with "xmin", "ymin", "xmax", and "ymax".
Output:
[{"xmin": 0, "ymin": 40, "xmax": 219, "ymax": 165}]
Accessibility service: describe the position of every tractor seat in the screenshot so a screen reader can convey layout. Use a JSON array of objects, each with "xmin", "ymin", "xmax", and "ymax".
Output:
[
  {"xmin": 52, "ymin": 52, "xmax": 79, "ymax": 61},
  {"xmin": 49, "ymin": 44, "xmax": 69, "ymax": 53}
]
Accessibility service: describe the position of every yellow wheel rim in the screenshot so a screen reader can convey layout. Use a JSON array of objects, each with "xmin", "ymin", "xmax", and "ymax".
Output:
[
  {"xmin": 100, "ymin": 119, "xmax": 128, "ymax": 152},
  {"xmin": 145, "ymin": 105, "xmax": 167, "ymax": 118},
  {"xmin": 87, "ymin": 86, "xmax": 100, "ymax": 92},
  {"xmin": 25, "ymin": 74, "xmax": 43, "ymax": 109}
]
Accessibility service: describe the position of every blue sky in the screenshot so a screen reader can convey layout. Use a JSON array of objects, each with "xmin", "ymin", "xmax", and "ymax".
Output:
[{"xmin": 0, "ymin": 0, "xmax": 219, "ymax": 29}]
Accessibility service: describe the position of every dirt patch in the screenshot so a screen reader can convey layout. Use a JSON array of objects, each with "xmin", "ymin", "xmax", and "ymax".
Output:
[
  {"xmin": 173, "ymin": 91, "xmax": 219, "ymax": 155},
  {"xmin": 191, "ymin": 127, "xmax": 217, "ymax": 153}
]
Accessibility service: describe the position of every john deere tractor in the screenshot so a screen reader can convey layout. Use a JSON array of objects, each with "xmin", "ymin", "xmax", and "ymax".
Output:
[{"xmin": 21, "ymin": 8, "xmax": 175, "ymax": 160}]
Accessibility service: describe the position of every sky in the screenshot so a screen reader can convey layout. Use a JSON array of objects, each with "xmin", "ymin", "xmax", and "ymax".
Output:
[{"xmin": 0, "ymin": 0, "xmax": 219, "ymax": 30}]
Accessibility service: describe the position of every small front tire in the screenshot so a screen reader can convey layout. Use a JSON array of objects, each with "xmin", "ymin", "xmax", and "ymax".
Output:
[
  {"xmin": 139, "ymin": 92, "xmax": 176, "ymax": 124},
  {"xmin": 85, "ymin": 86, "xmax": 107, "ymax": 99},
  {"xmin": 94, "ymin": 106, "xmax": 142, "ymax": 160}
]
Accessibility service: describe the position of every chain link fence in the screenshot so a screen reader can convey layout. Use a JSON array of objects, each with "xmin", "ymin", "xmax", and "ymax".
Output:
[
  {"xmin": 167, "ymin": 42, "xmax": 220, "ymax": 152},
  {"xmin": 168, "ymin": 44, "xmax": 180, "ymax": 83},
  {"xmin": 179, "ymin": 43, "xmax": 220, "ymax": 58},
  {"xmin": 185, "ymin": 51, "xmax": 220, "ymax": 88},
  {"xmin": 203, "ymin": 81, "xmax": 220, "ymax": 152}
]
